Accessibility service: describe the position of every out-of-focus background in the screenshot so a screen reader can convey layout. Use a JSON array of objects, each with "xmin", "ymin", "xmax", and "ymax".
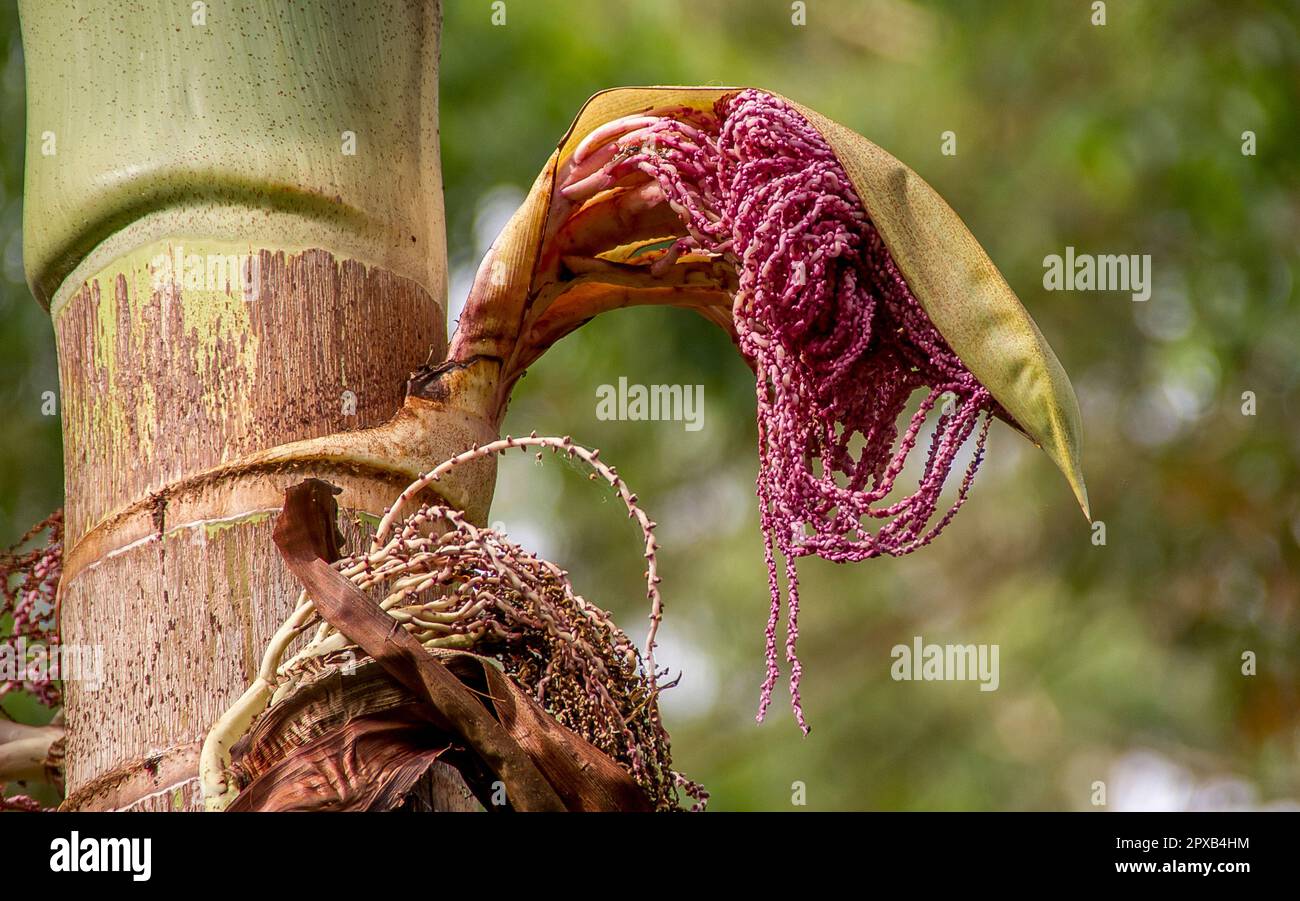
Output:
[{"xmin": 2, "ymin": 1, "xmax": 1297, "ymax": 809}]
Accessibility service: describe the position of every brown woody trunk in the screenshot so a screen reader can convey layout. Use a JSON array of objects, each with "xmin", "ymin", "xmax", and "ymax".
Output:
[{"xmin": 20, "ymin": 0, "xmax": 482, "ymax": 810}]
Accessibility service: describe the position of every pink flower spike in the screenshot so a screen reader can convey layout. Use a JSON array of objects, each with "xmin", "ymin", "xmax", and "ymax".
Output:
[{"xmin": 570, "ymin": 91, "xmax": 1000, "ymax": 729}]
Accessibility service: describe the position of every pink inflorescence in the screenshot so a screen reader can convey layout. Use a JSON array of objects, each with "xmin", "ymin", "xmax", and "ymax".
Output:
[
  {"xmin": 1, "ymin": 510, "xmax": 63, "ymax": 710},
  {"xmin": 567, "ymin": 90, "xmax": 998, "ymax": 732},
  {"xmin": 1, "ymin": 510, "xmax": 62, "ymax": 811}
]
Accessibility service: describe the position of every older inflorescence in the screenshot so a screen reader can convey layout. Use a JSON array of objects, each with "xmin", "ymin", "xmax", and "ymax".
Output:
[
  {"xmin": 241, "ymin": 435, "xmax": 705, "ymax": 811},
  {"xmin": 561, "ymin": 90, "xmax": 1000, "ymax": 732},
  {"xmin": 0, "ymin": 510, "xmax": 63, "ymax": 710},
  {"xmin": 0, "ymin": 510, "xmax": 62, "ymax": 811}
]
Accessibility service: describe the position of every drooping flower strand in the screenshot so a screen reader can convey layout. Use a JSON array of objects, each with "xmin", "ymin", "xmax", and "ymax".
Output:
[{"xmin": 562, "ymin": 90, "xmax": 999, "ymax": 732}]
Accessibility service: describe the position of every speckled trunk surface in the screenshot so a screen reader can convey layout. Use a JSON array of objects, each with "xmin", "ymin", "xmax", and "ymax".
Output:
[
  {"xmin": 19, "ymin": 0, "xmax": 478, "ymax": 810},
  {"xmin": 54, "ymin": 246, "xmax": 448, "ymax": 810}
]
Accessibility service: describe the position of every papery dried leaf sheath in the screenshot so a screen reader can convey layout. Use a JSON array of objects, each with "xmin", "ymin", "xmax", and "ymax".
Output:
[{"xmin": 261, "ymin": 478, "xmax": 652, "ymax": 812}]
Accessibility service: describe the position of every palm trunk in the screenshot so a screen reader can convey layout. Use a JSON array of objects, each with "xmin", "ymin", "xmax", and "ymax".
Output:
[{"xmin": 20, "ymin": 0, "xmax": 479, "ymax": 810}]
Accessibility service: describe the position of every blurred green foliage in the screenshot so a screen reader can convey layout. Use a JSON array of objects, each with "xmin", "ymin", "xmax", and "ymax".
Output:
[{"xmin": 2, "ymin": 0, "xmax": 1297, "ymax": 809}]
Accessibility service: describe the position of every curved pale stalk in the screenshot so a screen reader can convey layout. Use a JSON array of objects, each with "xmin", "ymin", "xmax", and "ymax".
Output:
[{"xmin": 199, "ymin": 597, "xmax": 318, "ymax": 811}]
